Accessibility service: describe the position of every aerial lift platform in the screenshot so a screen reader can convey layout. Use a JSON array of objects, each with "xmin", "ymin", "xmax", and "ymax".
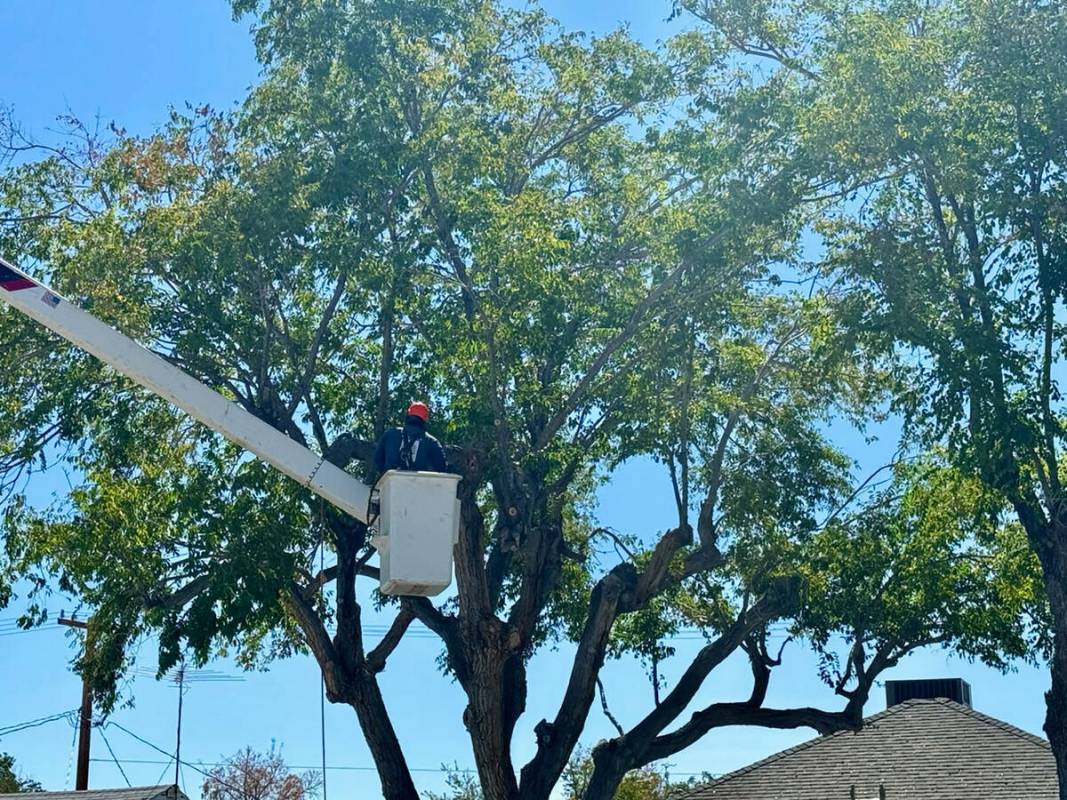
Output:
[{"xmin": 0, "ymin": 257, "xmax": 459, "ymax": 597}]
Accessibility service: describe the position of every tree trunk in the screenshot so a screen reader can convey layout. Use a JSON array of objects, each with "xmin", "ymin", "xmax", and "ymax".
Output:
[
  {"xmin": 348, "ymin": 673, "xmax": 421, "ymax": 800},
  {"xmin": 582, "ymin": 742, "xmax": 629, "ymax": 800},
  {"xmin": 1041, "ymin": 531, "xmax": 1067, "ymax": 800},
  {"xmin": 464, "ymin": 634, "xmax": 520, "ymax": 800}
]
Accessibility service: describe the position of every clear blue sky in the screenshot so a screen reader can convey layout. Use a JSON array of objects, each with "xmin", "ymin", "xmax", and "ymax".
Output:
[{"xmin": 0, "ymin": 2, "xmax": 1049, "ymax": 799}]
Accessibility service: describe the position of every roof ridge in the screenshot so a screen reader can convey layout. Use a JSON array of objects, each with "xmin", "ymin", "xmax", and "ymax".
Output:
[
  {"xmin": 698, "ymin": 701, "xmax": 915, "ymax": 790},
  {"xmin": 692, "ymin": 698, "xmax": 1049, "ymax": 795},
  {"xmin": 0, "ymin": 786, "xmax": 175, "ymax": 799},
  {"xmin": 932, "ymin": 697, "xmax": 1051, "ymax": 750}
]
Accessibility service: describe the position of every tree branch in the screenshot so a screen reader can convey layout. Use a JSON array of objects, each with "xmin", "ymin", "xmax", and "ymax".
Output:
[
  {"xmin": 645, "ymin": 702, "xmax": 862, "ymax": 763},
  {"xmin": 533, "ymin": 226, "xmax": 734, "ymax": 452},
  {"xmin": 144, "ymin": 575, "xmax": 211, "ymax": 610},
  {"xmin": 366, "ymin": 607, "xmax": 416, "ymax": 674},
  {"xmin": 597, "ymin": 677, "xmax": 625, "ymax": 737}
]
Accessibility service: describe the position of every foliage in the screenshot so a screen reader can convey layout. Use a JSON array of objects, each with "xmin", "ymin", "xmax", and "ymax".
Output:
[
  {"xmin": 797, "ymin": 460, "xmax": 1047, "ymax": 689},
  {"xmin": 427, "ymin": 752, "xmax": 701, "ymax": 800},
  {"xmin": 201, "ymin": 747, "xmax": 322, "ymax": 800},
  {"xmin": 0, "ymin": 753, "xmax": 42, "ymax": 793},
  {"xmin": 680, "ymin": 0, "xmax": 1067, "ymax": 787},
  {"xmin": 561, "ymin": 748, "xmax": 698, "ymax": 800},
  {"xmin": 424, "ymin": 765, "xmax": 483, "ymax": 800}
]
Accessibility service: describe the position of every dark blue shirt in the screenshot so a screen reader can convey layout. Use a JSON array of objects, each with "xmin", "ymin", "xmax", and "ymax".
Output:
[{"xmin": 373, "ymin": 424, "xmax": 448, "ymax": 473}]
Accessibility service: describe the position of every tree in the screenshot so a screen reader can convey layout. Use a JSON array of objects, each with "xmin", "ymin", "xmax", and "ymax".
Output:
[
  {"xmin": 0, "ymin": 753, "xmax": 43, "ymax": 793},
  {"xmin": 0, "ymin": 2, "xmax": 1043, "ymax": 799},
  {"xmin": 429, "ymin": 751, "xmax": 701, "ymax": 800},
  {"xmin": 201, "ymin": 748, "xmax": 321, "ymax": 800},
  {"xmin": 424, "ymin": 766, "xmax": 483, "ymax": 800},
  {"xmin": 680, "ymin": 0, "xmax": 1067, "ymax": 793},
  {"xmin": 561, "ymin": 748, "xmax": 699, "ymax": 800}
]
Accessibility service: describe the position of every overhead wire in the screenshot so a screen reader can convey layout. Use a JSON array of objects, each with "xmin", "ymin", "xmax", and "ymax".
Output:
[
  {"xmin": 0, "ymin": 631, "xmax": 61, "ymax": 644},
  {"xmin": 0, "ymin": 709, "xmax": 78, "ymax": 738},
  {"xmin": 104, "ymin": 719, "xmax": 723, "ymax": 779},
  {"xmin": 106, "ymin": 720, "xmax": 483, "ymax": 778},
  {"xmin": 99, "ymin": 727, "xmax": 133, "ymax": 788},
  {"xmin": 0, "ymin": 615, "xmax": 793, "ymax": 651},
  {"xmin": 89, "ymin": 756, "xmax": 716, "ymax": 778},
  {"xmin": 152, "ymin": 754, "xmax": 175, "ymax": 787},
  {"xmin": 107, "ymin": 721, "xmax": 246, "ymax": 798}
]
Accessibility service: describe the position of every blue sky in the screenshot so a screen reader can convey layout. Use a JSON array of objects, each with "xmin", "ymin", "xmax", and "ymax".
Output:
[{"xmin": 0, "ymin": 2, "xmax": 1050, "ymax": 799}]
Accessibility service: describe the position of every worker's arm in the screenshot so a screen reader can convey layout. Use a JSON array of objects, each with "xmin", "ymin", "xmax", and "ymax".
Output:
[
  {"xmin": 427, "ymin": 437, "xmax": 448, "ymax": 473},
  {"xmin": 373, "ymin": 431, "xmax": 390, "ymax": 473}
]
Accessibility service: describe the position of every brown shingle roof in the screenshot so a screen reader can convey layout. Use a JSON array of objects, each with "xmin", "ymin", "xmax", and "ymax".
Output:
[
  {"xmin": 0, "ymin": 786, "xmax": 187, "ymax": 800},
  {"xmin": 682, "ymin": 699, "xmax": 1056, "ymax": 800}
]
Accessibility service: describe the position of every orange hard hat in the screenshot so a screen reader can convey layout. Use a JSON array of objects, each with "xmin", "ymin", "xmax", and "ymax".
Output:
[{"xmin": 407, "ymin": 401, "xmax": 430, "ymax": 422}]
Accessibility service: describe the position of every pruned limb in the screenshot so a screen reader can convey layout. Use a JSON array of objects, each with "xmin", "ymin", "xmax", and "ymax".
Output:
[
  {"xmin": 145, "ymin": 575, "xmax": 211, "ymax": 610},
  {"xmin": 518, "ymin": 565, "xmax": 633, "ymax": 799},
  {"xmin": 618, "ymin": 577, "xmax": 801, "ymax": 750},
  {"xmin": 644, "ymin": 702, "xmax": 863, "ymax": 763},
  {"xmin": 282, "ymin": 583, "xmax": 345, "ymax": 696},
  {"xmin": 367, "ymin": 607, "xmax": 416, "ymax": 673}
]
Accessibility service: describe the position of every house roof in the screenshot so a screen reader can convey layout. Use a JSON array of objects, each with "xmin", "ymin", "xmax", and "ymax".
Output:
[
  {"xmin": 0, "ymin": 786, "xmax": 187, "ymax": 800},
  {"xmin": 682, "ymin": 698, "xmax": 1057, "ymax": 800}
]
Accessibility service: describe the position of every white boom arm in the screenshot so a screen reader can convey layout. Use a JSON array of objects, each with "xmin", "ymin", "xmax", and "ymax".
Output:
[{"xmin": 0, "ymin": 257, "xmax": 371, "ymax": 521}]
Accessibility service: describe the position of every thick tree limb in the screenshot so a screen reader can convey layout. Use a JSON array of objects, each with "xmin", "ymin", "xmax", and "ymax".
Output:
[
  {"xmin": 145, "ymin": 575, "xmax": 211, "ymax": 610},
  {"xmin": 644, "ymin": 702, "xmax": 863, "ymax": 763},
  {"xmin": 518, "ymin": 565, "xmax": 633, "ymax": 799},
  {"xmin": 367, "ymin": 607, "xmax": 416, "ymax": 673},
  {"xmin": 282, "ymin": 583, "xmax": 345, "ymax": 694},
  {"xmin": 619, "ymin": 577, "xmax": 801, "ymax": 752},
  {"xmin": 519, "ymin": 516, "xmax": 727, "ymax": 799}
]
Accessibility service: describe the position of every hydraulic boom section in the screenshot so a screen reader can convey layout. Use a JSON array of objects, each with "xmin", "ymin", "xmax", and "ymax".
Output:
[
  {"xmin": 0, "ymin": 257, "xmax": 370, "ymax": 520},
  {"xmin": 0, "ymin": 257, "xmax": 458, "ymax": 596}
]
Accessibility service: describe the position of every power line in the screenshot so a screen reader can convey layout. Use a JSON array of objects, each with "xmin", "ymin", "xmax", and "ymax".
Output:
[
  {"xmin": 99, "ymin": 728, "xmax": 132, "ymax": 788},
  {"xmin": 152, "ymin": 755, "xmax": 174, "ymax": 787},
  {"xmin": 106, "ymin": 722, "xmax": 482, "ymax": 776},
  {"xmin": 64, "ymin": 710, "xmax": 79, "ymax": 791},
  {"xmin": 89, "ymin": 755, "xmax": 715, "ymax": 778},
  {"xmin": 106, "ymin": 721, "xmax": 247, "ymax": 799},
  {"xmin": 0, "ymin": 620, "xmax": 791, "ymax": 644},
  {"xmin": 0, "ymin": 709, "xmax": 78, "ymax": 738},
  {"xmin": 91, "ymin": 757, "xmax": 469, "ymax": 773},
  {"xmin": 0, "ymin": 627, "xmax": 61, "ymax": 638}
]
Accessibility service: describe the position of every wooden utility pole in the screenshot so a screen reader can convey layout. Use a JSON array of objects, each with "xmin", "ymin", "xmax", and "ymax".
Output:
[
  {"xmin": 58, "ymin": 615, "xmax": 92, "ymax": 791},
  {"xmin": 174, "ymin": 664, "xmax": 185, "ymax": 789}
]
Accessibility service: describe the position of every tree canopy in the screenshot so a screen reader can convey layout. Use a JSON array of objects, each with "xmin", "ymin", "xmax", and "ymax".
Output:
[
  {"xmin": 0, "ymin": 1, "xmax": 1056, "ymax": 799},
  {"xmin": 202, "ymin": 747, "xmax": 322, "ymax": 800},
  {"xmin": 682, "ymin": 0, "xmax": 1067, "ymax": 791},
  {"xmin": 0, "ymin": 753, "xmax": 42, "ymax": 794}
]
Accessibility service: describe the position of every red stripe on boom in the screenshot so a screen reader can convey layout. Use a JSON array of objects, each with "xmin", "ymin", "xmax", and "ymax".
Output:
[
  {"xmin": 0, "ymin": 277, "xmax": 36, "ymax": 291},
  {"xmin": 0, "ymin": 262, "xmax": 37, "ymax": 291}
]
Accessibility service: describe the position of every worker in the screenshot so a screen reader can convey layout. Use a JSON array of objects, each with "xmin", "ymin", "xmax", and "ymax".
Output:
[{"xmin": 373, "ymin": 401, "xmax": 448, "ymax": 473}]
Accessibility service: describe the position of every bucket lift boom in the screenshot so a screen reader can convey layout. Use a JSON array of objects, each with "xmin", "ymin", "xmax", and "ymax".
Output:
[{"xmin": 0, "ymin": 257, "xmax": 457, "ymax": 596}]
